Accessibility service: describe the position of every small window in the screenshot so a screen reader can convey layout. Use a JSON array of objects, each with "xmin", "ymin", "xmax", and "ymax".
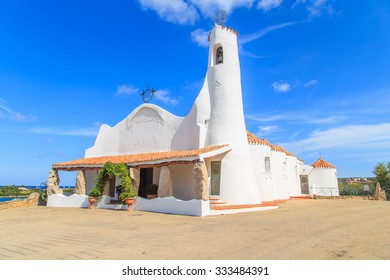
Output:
[
  {"xmin": 216, "ymin": 46, "xmax": 223, "ymax": 64},
  {"xmin": 264, "ymin": 157, "xmax": 271, "ymax": 173},
  {"xmin": 283, "ymin": 161, "xmax": 287, "ymax": 175}
]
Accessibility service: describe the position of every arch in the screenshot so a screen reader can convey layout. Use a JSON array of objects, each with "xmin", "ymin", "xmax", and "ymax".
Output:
[{"xmin": 215, "ymin": 45, "xmax": 223, "ymax": 65}]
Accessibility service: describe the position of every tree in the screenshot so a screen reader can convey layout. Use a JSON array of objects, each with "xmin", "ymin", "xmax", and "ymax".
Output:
[{"xmin": 373, "ymin": 162, "xmax": 390, "ymax": 186}]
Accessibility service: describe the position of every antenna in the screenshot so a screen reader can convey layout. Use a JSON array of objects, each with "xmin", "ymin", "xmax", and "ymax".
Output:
[{"xmin": 214, "ymin": 10, "xmax": 227, "ymax": 26}]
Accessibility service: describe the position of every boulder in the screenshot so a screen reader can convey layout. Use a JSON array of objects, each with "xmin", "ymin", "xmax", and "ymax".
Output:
[
  {"xmin": 75, "ymin": 170, "xmax": 86, "ymax": 195},
  {"xmin": 158, "ymin": 166, "xmax": 172, "ymax": 198},
  {"xmin": 47, "ymin": 169, "xmax": 63, "ymax": 195},
  {"xmin": 193, "ymin": 162, "xmax": 209, "ymax": 201}
]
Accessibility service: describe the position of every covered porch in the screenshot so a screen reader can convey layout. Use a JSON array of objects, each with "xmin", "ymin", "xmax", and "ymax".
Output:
[{"xmin": 47, "ymin": 145, "xmax": 231, "ymax": 216}]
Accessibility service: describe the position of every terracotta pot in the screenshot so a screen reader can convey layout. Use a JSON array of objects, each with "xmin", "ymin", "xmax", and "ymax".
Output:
[
  {"xmin": 147, "ymin": 194, "xmax": 158, "ymax": 199},
  {"xmin": 88, "ymin": 197, "xmax": 97, "ymax": 209},
  {"xmin": 124, "ymin": 198, "xmax": 136, "ymax": 211}
]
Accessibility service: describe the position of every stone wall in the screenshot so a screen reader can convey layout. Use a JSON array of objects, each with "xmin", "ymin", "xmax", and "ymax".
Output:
[
  {"xmin": 313, "ymin": 195, "xmax": 374, "ymax": 200},
  {"xmin": 0, "ymin": 193, "xmax": 39, "ymax": 211}
]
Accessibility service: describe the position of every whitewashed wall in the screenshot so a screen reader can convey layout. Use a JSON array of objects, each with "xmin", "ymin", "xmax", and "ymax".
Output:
[
  {"xmin": 270, "ymin": 151, "xmax": 289, "ymax": 200},
  {"xmin": 205, "ymin": 24, "xmax": 262, "ymax": 205},
  {"xmin": 309, "ymin": 168, "xmax": 339, "ymax": 196},
  {"xmin": 85, "ymin": 105, "xmax": 184, "ymax": 157},
  {"xmin": 248, "ymin": 144, "xmax": 275, "ymax": 202},
  {"xmin": 170, "ymin": 164, "xmax": 197, "ymax": 200},
  {"xmin": 286, "ymin": 156, "xmax": 302, "ymax": 197}
]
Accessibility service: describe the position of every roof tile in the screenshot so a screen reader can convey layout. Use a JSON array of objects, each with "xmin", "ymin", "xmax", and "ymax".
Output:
[
  {"xmin": 53, "ymin": 145, "xmax": 229, "ymax": 169},
  {"xmin": 312, "ymin": 158, "xmax": 336, "ymax": 169}
]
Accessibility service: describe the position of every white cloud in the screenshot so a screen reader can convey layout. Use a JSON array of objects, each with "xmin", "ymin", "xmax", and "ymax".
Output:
[
  {"xmin": 138, "ymin": 0, "xmax": 199, "ymax": 25},
  {"xmin": 191, "ymin": 29, "xmax": 209, "ymax": 47},
  {"xmin": 304, "ymin": 79, "xmax": 318, "ymax": 87},
  {"xmin": 0, "ymin": 97, "xmax": 37, "ymax": 122},
  {"xmin": 239, "ymin": 21, "xmax": 300, "ymax": 44},
  {"xmin": 257, "ymin": 0, "xmax": 283, "ymax": 12},
  {"xmin": 116, "ymin": 84, "xmax": 139, "ymax": 96},
  {"xmin": 272, "ymin": 81, "xmax": 291, "ymax": 92},
  {"xmin": 190, "ymin": 0, "xmax": 254, "ymax": 17},
  {"xmin": 255, "ymin": 125, "xmax": 280, "ymax": 136},
  {"xmin": 292, "ymin": 0, "xmax": 334, "ymax": 17},
  {"xmin": 30, "ymin": 126, "xmax": 99, "ymax": 137},
  {"xmin": 283, "ymin": 123, "xmax": 390, "ymax": 153},
  {"xmin": 154, "ymin": 89, "xmax": 179, "ymax": 105}
]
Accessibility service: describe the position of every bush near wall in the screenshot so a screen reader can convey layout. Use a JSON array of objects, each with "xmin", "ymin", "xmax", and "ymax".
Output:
[{"xmin": 0, "ymin": 193, "xmax": 39, "ymax": 211}]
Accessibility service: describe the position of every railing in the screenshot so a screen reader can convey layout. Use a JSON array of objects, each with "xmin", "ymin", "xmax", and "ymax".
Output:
[{"xmin": 312, "ymin": 187, "xmax": 339, "ymax": 196}]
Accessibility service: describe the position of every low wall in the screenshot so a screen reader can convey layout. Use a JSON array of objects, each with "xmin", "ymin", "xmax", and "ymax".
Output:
[
  {"xmin": 47, "ymin": 194, "xmax": 89, "ymax": 208},
  {"xmin": 132, "ymin": 196, "xmax": 210, "ymax": 216},
  {"xmin": 0, "ymin": 193, "xmax": 39, "ymax": 211}
]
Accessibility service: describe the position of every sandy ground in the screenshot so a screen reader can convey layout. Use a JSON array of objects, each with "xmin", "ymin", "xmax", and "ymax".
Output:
[{"xmin": 0, "ymin": 199, "xmax": 389, "ymax": 260}]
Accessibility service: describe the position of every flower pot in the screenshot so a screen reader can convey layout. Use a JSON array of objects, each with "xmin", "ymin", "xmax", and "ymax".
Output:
[
  {"xmin": 88, "ymin": 197, "xmax": 97, "ymax": 209},
  {"xmin": 147, "ymin": 194, "xmax": 158, "ymax": 199},
  {"xmin": 124, "ymin": 198, "xmax": 136, "ymax": 211}
]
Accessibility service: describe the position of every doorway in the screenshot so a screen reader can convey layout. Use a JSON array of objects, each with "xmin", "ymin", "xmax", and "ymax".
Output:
[
  {"xmin": 300, "ymin": 175, "xmax": 309, "ymax": 194},
  {"xmin": 138, "ymin": 168, "xmax": 154, "ymax": 198},
  {"xmin": 210, "ymin": 161, "xmax": 221, "ymax": 195}
]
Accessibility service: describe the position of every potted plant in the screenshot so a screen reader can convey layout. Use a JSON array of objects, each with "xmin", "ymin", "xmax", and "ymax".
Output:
[
  {"xmin": 146, "ymin": 184, "xmax": 158, "ymax": 199},
  {"xmin": 119, "ymin": 176, "xmax": 136, "ymax": 211},
  {"xmin": 119, "ymin": 189, "xmax": 136, "ymax": 211},
  {"xmin": 88, "ymin": 188, "xmax": 102, "ymax": 209}
]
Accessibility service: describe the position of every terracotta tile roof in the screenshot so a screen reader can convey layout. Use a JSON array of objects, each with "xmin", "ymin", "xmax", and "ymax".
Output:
[
  {"xmin": 246, "ymin": 131, "xmax": 272, "ymax": 146},
  {"xmin": 246, "ymin": 131, "xmax": 299, "ymax": 159},
  {"xmin": 312, "ymin": 158, "xmax": 336, "ymax": 169},
  {"xmin": 53, "ymin": 145, "xmax": 230, "ymax": 170}
]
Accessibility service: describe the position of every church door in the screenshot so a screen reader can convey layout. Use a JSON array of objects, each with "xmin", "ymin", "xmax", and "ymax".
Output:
[
  {"xmin": 138, "ymin": 168, "xmax": 154, "ymax": 198},
  {"xmin": 300, "ymin": 175, "xmax": 309, "ymax": 194},
  {"xmin": 210, "ymin": 161, "xmax": 221, "ymax": 195}
]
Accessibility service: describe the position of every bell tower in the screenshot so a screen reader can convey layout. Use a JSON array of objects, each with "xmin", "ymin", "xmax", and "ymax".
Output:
[{"xmin": 205, "ymin": 22, "xmax": 262, "ymax": 204}]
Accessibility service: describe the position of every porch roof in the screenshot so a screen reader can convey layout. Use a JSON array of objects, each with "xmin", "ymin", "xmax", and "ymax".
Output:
[{"xmin": 52, "ymin": 144, "xmax": 231, "ymax": 171}]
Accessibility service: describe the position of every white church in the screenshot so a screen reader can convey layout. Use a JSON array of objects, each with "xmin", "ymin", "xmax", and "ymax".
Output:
[{"xmin": 48, "ymin": 23, "xmax": 339, "ymax": 216}]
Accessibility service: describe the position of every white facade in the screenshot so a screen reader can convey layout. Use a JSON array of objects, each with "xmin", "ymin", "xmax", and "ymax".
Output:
[{"xmin": 49, "ymin": 23, "xmax": 339, "ymax": 215}]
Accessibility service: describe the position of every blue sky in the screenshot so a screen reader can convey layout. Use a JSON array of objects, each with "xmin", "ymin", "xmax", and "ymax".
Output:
[{"xmin": 1, "ymin": 0, "xmax": 389, "ymax": 186}]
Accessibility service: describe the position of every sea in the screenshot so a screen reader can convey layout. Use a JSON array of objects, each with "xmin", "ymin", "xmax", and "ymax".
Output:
[
  {"xmin": 0, "ymin": 185, "xmax": 75, "ymax": 189},
  {"xmin": 0, "ymin": 186, "xmax": 75, "ymax": 203}
]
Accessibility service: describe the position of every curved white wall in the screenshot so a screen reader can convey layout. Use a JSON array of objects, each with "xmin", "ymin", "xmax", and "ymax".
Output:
[
  {"xmin": 86, "ymin": 104, "xmax": 184, "ymax": 157},
  {"xmin": 205, "ymin": 24, "xmax": 261, "ymax": 204}
]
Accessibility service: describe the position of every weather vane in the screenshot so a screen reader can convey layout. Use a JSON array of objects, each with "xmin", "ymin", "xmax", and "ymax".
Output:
[
  {"xmin": 141, "ymin": 85, "xmax": 156, "ymax": 103},
  {"xmin": 214, "ymin": 10, "xmax": 227, "ymax": 26}
]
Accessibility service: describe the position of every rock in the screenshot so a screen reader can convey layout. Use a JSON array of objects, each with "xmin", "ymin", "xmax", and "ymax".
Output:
[
  {"xmin": 47, "ymin": 169, "xmax": 63, "ymax": 195},
  {"xmin": 374, "ymin": 182, "xmax": 387, "ymax": 201},
  {"xmin": 193, "ymin": 162, "xmax": 209, "ymax": 201},
  {"xmin": 103, "ymin": 179, "xmax": 110, "ymax": 196},
  {"xmin": 28, "ymin": 192, "xmax": 39, "ymax": 200},
  {"xmin": 158, "ymin": 166, "xmax": 172, "ymax": 198},
  {"xmin": 75, "ymin": 170, "xmax": 86, "ymax": 195},
  {"xmin": 129, "ymin": 168, "xmax": 140, "ymax": 196}
]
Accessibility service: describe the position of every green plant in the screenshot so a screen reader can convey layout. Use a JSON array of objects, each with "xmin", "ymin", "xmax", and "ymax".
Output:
[
  {"xmin": 92, "ymin": 162, "xmax": 135, "ymax": 201},
  {"xmin": 146, "ymin": 184, "xmax": 158, "ymax": 195},
  {"xmin": 89, "ymin": 187, "xmax": 102, "ymax": 198},
  {"xmin": 116, "ymin": 184, "xmax": 124, "ymax": 196}
]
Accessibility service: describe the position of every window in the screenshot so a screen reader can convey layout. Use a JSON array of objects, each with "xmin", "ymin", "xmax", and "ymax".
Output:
[
  {"xmin": 283, "ymin": 161, "xmax": 287, "ymax": 175},
  {"xmin": 264, "ymin": 157, "xmax": 271, "ymax": 173},
  {"xmin": 216, "ymin": 46, "xmax": 223, "ymax": 64}
]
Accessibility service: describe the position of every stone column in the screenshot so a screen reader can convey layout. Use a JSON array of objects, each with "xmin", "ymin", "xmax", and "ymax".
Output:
[
  {"xmin": 158, "ymin": 166, "xmax": 172, "ymax": 197},
  {"xmin": 103, "ymin": 179, "xmax": 110, "ymax": 196},
  {"xmin": 74, "ymin": 170, "xmax": 86, "ymax": 195},
  {"xmin": 129, "ymin": 168, "xmax": 140, "ymax": 196},
  {"xmin": 47, "ymin": 169, "xmax": 63, "ymax": 195},
  {"xmin": 193, "ymin": 162, "xmax": 209, "ymax": 201}
]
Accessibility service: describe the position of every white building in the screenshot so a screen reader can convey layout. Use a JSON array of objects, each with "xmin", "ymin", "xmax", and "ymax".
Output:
[{"xmin": 48, "ymin": 23, "xmax": 339, "ymax": 216}]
